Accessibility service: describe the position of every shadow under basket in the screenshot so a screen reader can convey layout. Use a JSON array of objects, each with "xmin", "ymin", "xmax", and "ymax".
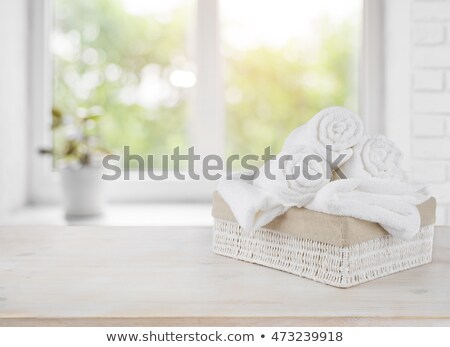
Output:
[{"xmin": 211, "ymin": 192, "xmax": 436, "ymax": 288}]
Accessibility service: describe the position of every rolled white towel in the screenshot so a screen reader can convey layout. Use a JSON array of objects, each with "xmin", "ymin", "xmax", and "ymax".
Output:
[
  {"xmin": 340, "ymin": 135, "xmax": 406, "ymax": 181},
  {"xmin": 254, "ymin": 143, "xmax": 330, "ymax": 207},
  {"xmin": 283, "ymin": 106, "xmax": 364, "ymax": 153},
  {"xmin": 305, "ymin": 178, "xmax": 430, "ymax": 240}
]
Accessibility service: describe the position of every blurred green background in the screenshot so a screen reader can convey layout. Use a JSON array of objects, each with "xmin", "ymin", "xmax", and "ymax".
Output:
[{"xmin": 53, "ymin": 0, "xmax": 360, "ymax": 166}]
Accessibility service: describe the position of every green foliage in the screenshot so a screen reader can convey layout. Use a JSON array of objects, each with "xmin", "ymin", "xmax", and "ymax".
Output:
[
  {"xmin": 53, "ymin": 0, "xmax": 192, "ymax": 163},
  {"xmin": 53, "ymin": 0, "xmax": 359, "ymax": 167},
  {"xmin": 225, "ymin": 19, "xmax": 359, "ymax": 159}
]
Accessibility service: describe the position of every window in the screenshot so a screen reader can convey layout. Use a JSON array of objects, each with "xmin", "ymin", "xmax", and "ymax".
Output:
[
  {"xmin": 31, "ymin": 0, "xmax": 374, "ymax": 202},
  {"xmin": 222, "ymin": 0, "xmax": 361, "ymax": 158},
  {"xmin": 52, "ymin": 0, "xmax": 196, "ymax": 167}
]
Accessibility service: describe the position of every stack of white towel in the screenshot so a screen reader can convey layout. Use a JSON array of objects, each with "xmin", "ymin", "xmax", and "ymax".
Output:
[{"xmin": 218, "ymin": 106, "xmax": 430, "ymax": 240}]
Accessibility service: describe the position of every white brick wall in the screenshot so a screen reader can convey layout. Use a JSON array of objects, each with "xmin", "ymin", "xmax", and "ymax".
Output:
[
  {"xmin": 413, "ymin": 70, "xmax": 444, "ymax": 90},
  {"xmin": 412, "ymin": 115, "xmax": 445, "ymax": 136},
  {"xmin": 411, "ymin": 0, "xmax": 450, "ymax": 224},
  {"xmin": 413, "ymin": 23, "xmax": 445, "ymax": 45}
]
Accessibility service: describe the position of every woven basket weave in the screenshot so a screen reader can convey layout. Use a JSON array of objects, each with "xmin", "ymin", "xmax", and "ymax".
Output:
[{"xmin": 212, "ymin": 218, "xmax": 434, "ymax": 288}]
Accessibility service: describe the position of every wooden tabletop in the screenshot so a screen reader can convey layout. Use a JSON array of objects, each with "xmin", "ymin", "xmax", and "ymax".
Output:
[{"xmin": 0, "ymin": 226, "xmax": 449, "ymax": 327}]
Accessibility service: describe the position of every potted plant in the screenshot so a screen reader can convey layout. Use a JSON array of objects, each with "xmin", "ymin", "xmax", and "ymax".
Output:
[{"xmin": 40, "ymin": 108, "xmax": 108, "ymax": 216}]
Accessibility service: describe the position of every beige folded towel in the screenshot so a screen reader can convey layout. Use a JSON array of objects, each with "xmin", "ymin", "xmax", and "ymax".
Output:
[{"xmin": 211, "ymin": 191, "xmax": 436, "ymax": 247}]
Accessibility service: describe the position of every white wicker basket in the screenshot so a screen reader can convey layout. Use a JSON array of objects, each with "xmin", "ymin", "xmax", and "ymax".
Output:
[{"xmin": 212, "ymin": 219, "xmax": 434, "ymax": 288}]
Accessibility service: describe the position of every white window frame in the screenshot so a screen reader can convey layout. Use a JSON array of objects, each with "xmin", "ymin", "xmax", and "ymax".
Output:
[
  {"xmin": 29, "ymin": 0, "xmax": 384, "ymax": 203},
  {"xmin": 383, "ymin": 0, "xmax": 412, "ymax": 168}
]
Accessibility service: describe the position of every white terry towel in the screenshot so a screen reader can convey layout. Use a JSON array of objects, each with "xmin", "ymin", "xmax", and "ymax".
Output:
[
  {"xmin": 282, "ymin": 106, "xmax": 364, "ymax": 163},
  {"xmin": 305, "ymin": 178, "xmax": 430, "ymax": 240},
  {"xmin": 217, "ymin": 179, "xmax": 287, "ymax": 232},
  {"xmin": 218, "ymin": 144, "xmax": 330, "ymax": 231},
  {"xmin": 339, "ymin": 135, "xmax": 406, "ymax": 181}
]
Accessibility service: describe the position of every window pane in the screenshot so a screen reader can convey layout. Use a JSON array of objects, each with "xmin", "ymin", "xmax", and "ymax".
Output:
[
  {"xmin": 52, "ymin": 0, "xmax": 194, "ymax": 168},
  {"xmin": 221, "ymin": 0, "xmax": 362, "ymax": 158}
]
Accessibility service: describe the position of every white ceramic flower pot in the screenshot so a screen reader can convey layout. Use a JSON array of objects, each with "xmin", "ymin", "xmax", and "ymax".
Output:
[{"xmin": 60, "ymin": 166, "xmax": 105, "ymax": 216}]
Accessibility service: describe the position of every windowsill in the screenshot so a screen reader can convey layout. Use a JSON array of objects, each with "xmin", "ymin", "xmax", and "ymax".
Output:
[{"xmin": 1, "ymin": 203, "xmax": 213, "ymax": 226}]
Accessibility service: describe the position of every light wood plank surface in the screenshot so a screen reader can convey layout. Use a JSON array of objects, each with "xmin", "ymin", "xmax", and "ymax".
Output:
[{"xmin": 0, "ymin": 226, "xmax": 449, "ymax": 326}]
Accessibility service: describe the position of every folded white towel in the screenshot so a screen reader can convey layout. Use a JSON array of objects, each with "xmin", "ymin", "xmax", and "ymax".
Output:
[
  {"xmin": 283, "ymin": 106, "xmax": 364, "ymax": 153},
  {"xmin": 217, "ymin": 178, "xmax": 287, "ymax": 231},
  {"xmin": 339, "ymin": 135, "xmax": 406, "ymax": 181},
  {"xmin": 305, "ymin": 178, "xmax": 430, "ymax": 240},
  {"xmin": 218, "ymin": 143, "xmax": 330, "ymax": 231}
]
